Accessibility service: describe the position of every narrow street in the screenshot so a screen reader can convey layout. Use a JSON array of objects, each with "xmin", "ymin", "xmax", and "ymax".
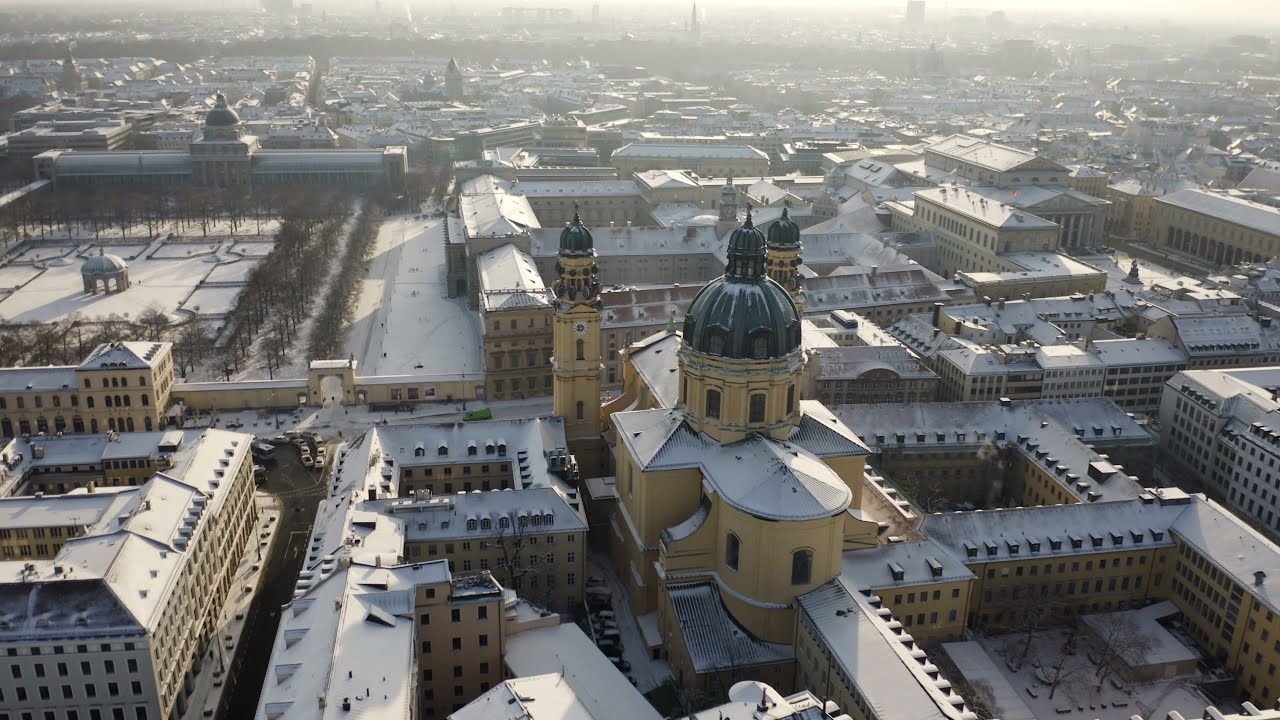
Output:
[{"xmin": 217, "ymin": 446, "xmax": 330, "ymax": 719}]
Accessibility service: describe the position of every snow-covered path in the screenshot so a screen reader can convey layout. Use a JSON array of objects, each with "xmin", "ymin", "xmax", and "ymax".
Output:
[{"xmin": 343, "ymin": 213, "xmax": 482, "ymax": 376}]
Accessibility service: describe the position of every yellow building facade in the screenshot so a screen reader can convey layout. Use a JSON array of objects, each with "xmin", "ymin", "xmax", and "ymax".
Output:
[{"xmin": 0, "ymin": 341, "xmax": 174, "ymax": 438}]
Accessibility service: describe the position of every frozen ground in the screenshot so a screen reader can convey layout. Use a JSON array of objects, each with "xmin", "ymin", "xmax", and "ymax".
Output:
[
  {"xmin": 0, "ymin": 226, "xmax": 277, "ymax": 324},
  {"xmin": 585, "ymin": 552, "xmax": 673, "ymax": 694},
  {"xmin": 186, "ymin": 200, "xmax": 362, "ymax": 383},
  {"xmin": 1074, "ymin": 249, "xmax": 1187, "ymax": 291},
  {"xmin": 343, "ymin": 213, "xmax": 483, "ymax": 376},
  {"xmin": 956, "ymin": 629, "xmax": 1212, "ymax": 720}
]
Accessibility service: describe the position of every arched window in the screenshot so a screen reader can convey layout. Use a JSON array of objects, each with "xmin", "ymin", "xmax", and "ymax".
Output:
[
  {"xmin": 87, "ymin": 397, "xmax": 95, "ymax": 409},
  {"xmin": 750, "ymin": 331, "xmax": 771, "ymax": 359},
  {"xmin": 749, "ymin": 394, "xmax": 766, "ymax": 423},
  {"xmin": 705, "ymin": 389, "xmax": 721, "ymax": 419},
  {"xmin": 144, "ymin": 417, "xmax": 153, "ymax": 431},
  {"xmin": 707, "ymin": 329, "xmax": 726, "ymax": 356},
  {"xmin": 122, "ymin": 396, "xmax": 131, "ymax": 407},
  {"xmin": 785, "ymin": 385, "xmax": 796, "ymax": 414},
  {"xmin": 140, "ymin": 394, "xmax": 149, "ymax": 407},
  {"xmin": 576, "ymin": 401, "xmax": 584, "ymax": 420},
  {"xmin": 576, "ymin": 339, "xmax": 585, "ymax": 361},
  {"xmin": 481, "ymin": 518, "xmax": 492, "ymax": 530},
  {"xmin": 125, "ymin": 418, "xmax": 135, "ymax": 432},
  {"xmin": 725, "ymin": 533, "xmax": 740, "ymax": 571},
  {"xmin": 791, "ymin": 549, "xmax": 813, "ymax": 585}
]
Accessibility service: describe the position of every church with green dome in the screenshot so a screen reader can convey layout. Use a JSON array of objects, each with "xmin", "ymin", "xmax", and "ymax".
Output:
[{"xmin": 553, "ymin": 207, "xmax": 880, "ymax": 693}]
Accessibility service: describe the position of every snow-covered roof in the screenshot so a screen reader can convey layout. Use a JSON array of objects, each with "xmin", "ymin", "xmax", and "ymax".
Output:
[
  {"xmin": 1158, "ymin": 188, "xmax": 1280, "ymax": 237},
  {"xmin": 915, "ymin": 187, "xmax": 1059, "ymax": 230},
  {"xmin": 382, "ymin": 486, "xmax": 586, "ymax": 543},
  {"xmin": 667, "ymin": 581, "xmax": 795, "ymax": 673},
  {"xmin": 611, "ymin": 407, "xmax": 860, "ymax": 522},
  {"xmin": 459, "ymin": 175, "xmax": 540, "ymax": 238},
  {"xmin": 797, "ymin": 576, "xmax": 976, "ymax": 720},
  {"xmin": 612, "ymin": 142, "xmax": 768, "ymax": 161},
  {"xmin": 840, "ymin": 539, "xmax": 976, "ymax": 591},
  {"xmin": 0, "ymin": 365, "xmax": 77, "ymax": 393},
  {"xmin": 477, "ymin": 243, "xmax": 553, "ymax": 312},
  {"xmin": 80, "ymin": 341, "xmax": 170, "ymax": 370},
  {"xmin": 0, "ymin": 429, "xmax": 253, "ymax": 641},
  {"xmin": 493, "ymin": 624, "xmax": 661, "ymax": 720}
]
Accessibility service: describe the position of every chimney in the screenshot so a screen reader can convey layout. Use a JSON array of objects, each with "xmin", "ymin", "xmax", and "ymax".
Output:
[
  {"xmin": 999, "ymin": 397, "xmax": 1012, "ymax": 407},
  {"xmin": 870, "ymin": 265, "xmax": 878, "ymax": 278},
  {"xmin": 367, "ymin": 487, "xmax": 377, "ymax": 502},
  {"xmin": 932, "ymin": 302, "xmax": 944, "ymax": 327},
  {"xmin": 1256, "ymin": 571, "xmax": 1267, "ymax": 586},
  {"xmin": 983, "ymin": 296, "xmax": 992, "ymax": 307},
  {"xmin": 997, "ymin": 298, "xmax": 1006, "ymax": 310}
]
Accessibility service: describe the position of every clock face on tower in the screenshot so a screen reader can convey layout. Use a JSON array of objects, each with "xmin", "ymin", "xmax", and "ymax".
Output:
[{"xmin": 573, "ymin": 321, "xmax": 589, "ymax": 336}]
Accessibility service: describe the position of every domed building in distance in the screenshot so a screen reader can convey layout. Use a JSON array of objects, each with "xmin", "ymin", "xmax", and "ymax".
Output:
[
  {"xmin": 81, "ymin": 248, "xmax": 130, "ymax": 294},
  {"xmin": 34, "ymin": 93, "xmax": 407, "ymax": 192},
  {"xmin": 555, "ymin": 207, "xmax": 881, "ymax": 693}
]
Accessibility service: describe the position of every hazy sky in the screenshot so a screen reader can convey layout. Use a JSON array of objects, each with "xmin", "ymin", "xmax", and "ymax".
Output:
[{"xmin": 0, "ymin": 0, "xmax": 1275, "ymax": 30}]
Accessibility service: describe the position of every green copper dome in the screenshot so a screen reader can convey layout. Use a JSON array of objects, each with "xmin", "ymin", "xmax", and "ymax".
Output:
[
  {"xmin": 205, "ymin": 93, "xmax": 241, "ymax": 127},
  {"xmin": 767, "ymin": 206, "xmax": 801, "ymax": 249},
  {"xmin": 683, "ymin": 210, "xmax": 801, "ymax": 360},
  {"xmin": 559, "ymin": 208, "xmax": 594, "ymax": 255}
]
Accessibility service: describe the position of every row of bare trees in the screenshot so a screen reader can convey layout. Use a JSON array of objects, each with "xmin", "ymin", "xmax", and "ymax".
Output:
[
  {"xmin": 1, "ymin": 184, "xmax": 319, "ymax": 247},
  {"xmin": 215, "ymin": 192, "xmax": 357, "ymax": 379},
  {"xmin": 308, "ymin": 201, "xmax": 382, "ymax": 360}
]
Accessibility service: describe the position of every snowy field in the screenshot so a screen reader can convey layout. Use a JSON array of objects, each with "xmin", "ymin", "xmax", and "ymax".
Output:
[
  {"xmin": 950, "ymin": 630, "xmax": 1213, "ymax": 720},
  {"xmin": 343, "ymin": 214, "xmax": 483, "ymax": 376},
  {"xmin": 0, "ymin": 233, "xmax": 276, "ymax": 324}
]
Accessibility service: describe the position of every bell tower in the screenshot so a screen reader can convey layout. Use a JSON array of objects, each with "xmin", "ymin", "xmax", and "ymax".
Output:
[
  {"xmin": 766, "ymin": 205, "xmax": 805, "ymax": 312},
  {"xmin": 552, "ymin": 207, "xmax": 605, "ymax": 473}
]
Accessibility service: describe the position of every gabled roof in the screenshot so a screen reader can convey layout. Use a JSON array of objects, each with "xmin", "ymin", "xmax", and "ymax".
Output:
[{"xmin": 79, "ymin": 341, "xmax": 169, "ymax": 370}]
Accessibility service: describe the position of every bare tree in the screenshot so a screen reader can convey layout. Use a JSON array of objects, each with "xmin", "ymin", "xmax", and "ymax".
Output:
[
  {"xmin": 1034, "ymin": 651, "xmax": 1086, "ymax": 700},
  {"xmin": 1086, "ymin": 615, "xmax": 1154, "ymax": 690},
  {"xmin": 135, "ymin": 303, "xmax": 170, "ymax": 342},
  {"xmin": 489, "ymin": 515, "xmax": 558, "ymax": 611}
]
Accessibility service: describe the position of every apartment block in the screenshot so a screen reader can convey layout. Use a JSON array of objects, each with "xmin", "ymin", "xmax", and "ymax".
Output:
[
  {"xmin": 0, "ymin": 428, "xmax": 257, "ymax": 720},
  {"xmin": 0, "ymin": 342, "xmax": 175, "ymax": 439}
]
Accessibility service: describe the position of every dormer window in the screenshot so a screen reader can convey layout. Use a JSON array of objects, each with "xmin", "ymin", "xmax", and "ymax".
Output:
[
  {"xmin": 750, "ymin": 331, "xmax": 771, "ymax": 359},
  {"xmin": 466, "ymin": 519, "xmax": 477, "ymax": 531},
  {"xmin": 499, "ymin": 517, "xmax": 510, "ymax": 529},
  {"xmin": 437, "ymin": 443, "xmax": 448, "ymax": 457}
]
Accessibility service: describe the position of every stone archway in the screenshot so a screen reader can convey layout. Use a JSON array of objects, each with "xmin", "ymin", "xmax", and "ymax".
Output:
[{"xmin": 307, "ymin": 359, "xmax": 358, "ymax": 406}]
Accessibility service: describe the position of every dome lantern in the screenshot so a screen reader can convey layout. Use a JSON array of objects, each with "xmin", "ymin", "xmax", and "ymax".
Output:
[
  {"xmin": 204, "ymin": 93, "xmax": 241, "ymax": 128},
  {"xmin": 558, "ymin": 204, "xmax": 594, "ymax": 255},
  {"xmin": 766, "ymin": 205, "xmax": 800, "ymax": 249}
]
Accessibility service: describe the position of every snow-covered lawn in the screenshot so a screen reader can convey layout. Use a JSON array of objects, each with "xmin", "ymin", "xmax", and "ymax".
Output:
[
  {"xmin": 950, "ymin": 629, "xmax": 1214, "ymax": 720},
  {"xmin": 343, "ymin": 214, "xmax": 483, "ymax": 376}
]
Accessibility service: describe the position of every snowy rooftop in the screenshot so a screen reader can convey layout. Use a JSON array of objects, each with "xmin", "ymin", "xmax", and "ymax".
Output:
[
  {"xmin": 836, "ymin": 399, "xmax": 1150, "ymax": 503},
  {"xmin": 528, "ymin": 224, "xmax": 722, "ymax": 259},
  {"xmin": 381, "ymin": 486, "xmax": 586, "ymax": 543},
  {"xmin": 612, "ymin": 406, "xmax": 860, "ymax": 522},
  {"xmin": 839, "ymin": 539, "xmax": 976, "ymax": 591},
  {"xmin": 476, "ymin": 244, "xmax": 553, "ymax": 312},
  {"xmin": 803, "ymin": 265, "xmax": 952, "ymax": 312},
  {"xmin": 925, "ymin": 134, "xmax": 1061, "ymax": 174},
  {"xmin": 612, "ymin": 142, "xmax": 769, "ymax": 161},
  {"xmin": 80, "ymin": 340, "xmax": 169, "ymax": 370},
  {"xmin": 691, "ymin": 683, "xmax": 840, "ymax": 720},
  {"xmin": 493, "ymin": 623, "xmax": 661, "ymax": 720},
  {"xmin": 813, "ymin": 345, "xmax": 937, "ymax": 381},
  {"xmin": 0, "ymin": 429, "xmax": 253, "ymax": 640},
  {"xmin": 797, "ymin": 576, "xmax": 976, "ymax": 720},
  {"xmin": 667, "ymin": 582, "xmax": 795, "ymax": 673},
  {"xmin": 370, "ymin": 417, "xmax": 566, "ymax": 481},
  {"xmin": 459, "ymin": 175, "xmax": 540, "ymax": 238},
  {"xmin": 915, "ymin": 187, "xmax": 1059, "ymax": 230},
  {"xmin": 1158, "ymin": 189, "xmax": 1280, "ymax": 237}
]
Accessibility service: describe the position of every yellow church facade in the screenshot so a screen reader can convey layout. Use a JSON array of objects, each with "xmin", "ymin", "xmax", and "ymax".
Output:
[{"xmin": 553, "ymin": 208, "xmax": 880, "ymax": 691}]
